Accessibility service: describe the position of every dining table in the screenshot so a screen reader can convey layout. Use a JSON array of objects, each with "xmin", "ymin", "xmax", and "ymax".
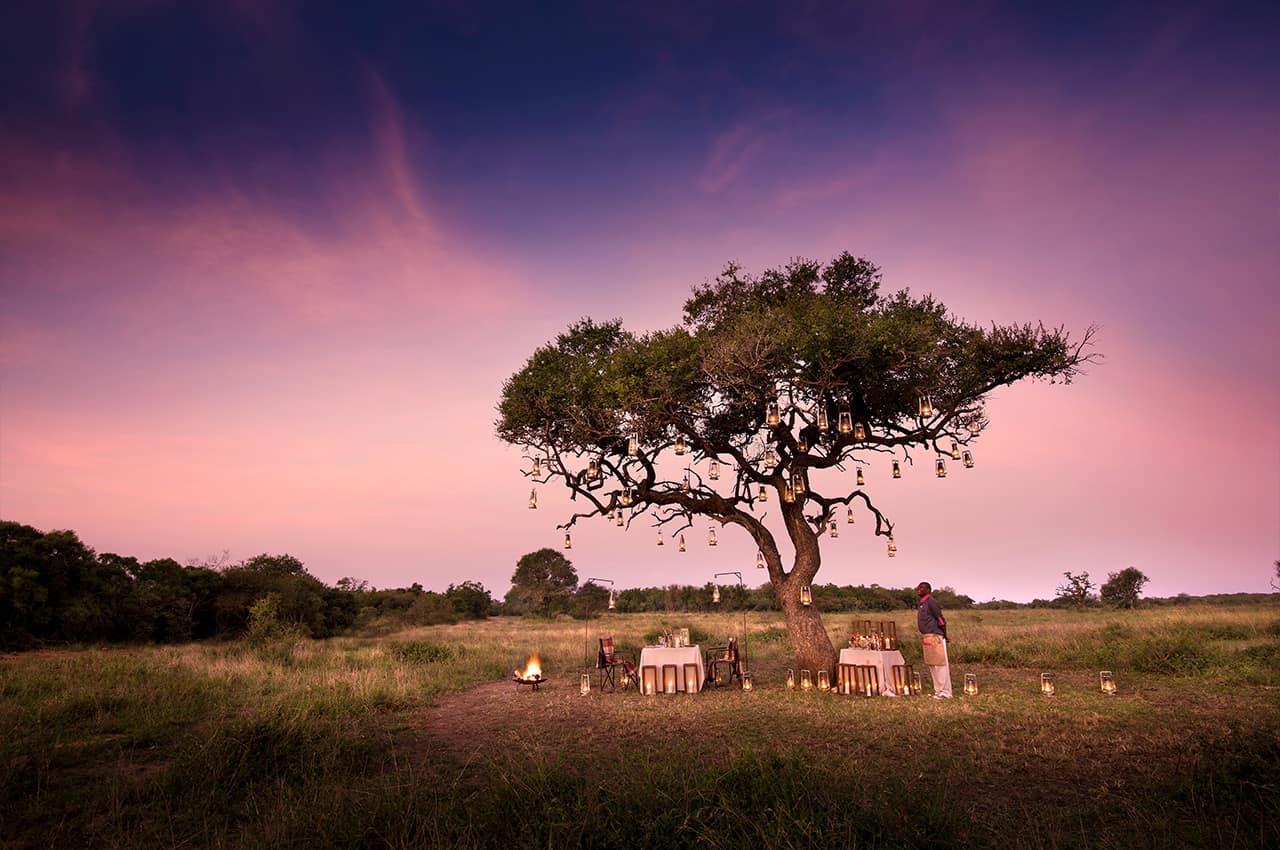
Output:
[
  {"xmin": 838, "ymin": 647, "xmax": 908, "ymax": 695},
  {"xmin": 638, "ymin": 645, "xmax": 704, "ymax": 693}
]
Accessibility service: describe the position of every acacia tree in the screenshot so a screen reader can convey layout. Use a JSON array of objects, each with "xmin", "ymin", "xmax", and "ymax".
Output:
[{"xmin": 497, "ymin": 253, "xmax": 1096, "ymax": 671}]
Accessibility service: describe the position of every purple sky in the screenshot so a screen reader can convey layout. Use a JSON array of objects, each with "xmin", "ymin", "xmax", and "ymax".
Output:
[{"xmin": 2, "ymin": 2, "xmax": 1277, "ymax": 601}]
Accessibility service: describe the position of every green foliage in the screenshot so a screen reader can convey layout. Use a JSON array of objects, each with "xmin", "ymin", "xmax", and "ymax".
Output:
[
  {"xmin": 392, "ymin": 641, "xmax": 455, "ymax": 664},
  {"xmin": 245, "ymin": 594, "xmax": 307, "ymax": 646},
  {"xmin": 506, "ymin": 548, "xmax": 577, "ymax": 617},
  {"xmin": 1101, "ymin": 566, "xmax": 1150, "ymax": 608},
  {"xmin": 445, "ymin": 581, "xmax": 493, "ymax": 619},
  {"xmin": 1055, "ymin": 570, "xmax": 1098, "ymax": 607}
]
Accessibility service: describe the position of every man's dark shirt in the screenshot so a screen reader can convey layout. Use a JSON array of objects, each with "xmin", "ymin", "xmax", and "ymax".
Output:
[{"xmin": 917, "ymin": 594, "xmax": 946, "ymax": 636}]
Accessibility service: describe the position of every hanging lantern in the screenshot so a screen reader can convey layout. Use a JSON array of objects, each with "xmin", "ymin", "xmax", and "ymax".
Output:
[
  {"xmin": 950, "ymin": 441, "xmax": 962, "ymax": 460},
  {"xmin": 829, "ymin": 522, "xmax": 839, "ymax": 539},
  {"xmin": 892, "ymin": 460, "xmax": 902, "ymax": 479},
  {"xmin": 783, "ymin": 481, "xmax": 795, "ymax": 503},
  {"xmin": 786, "ymin": 668, "xmax": 797, "ymax": 690},
  {"xmin": 564, "ymin": 531, "xmax": 572, "ymax": 549},
  {"xmin": 588, "ymin": 458, "xmax": 600, "ymax": 479},
  {"xmin": 800, "ymin": 669, "xmax": 813, "ymax": 691},
  {"xmin": 1100, "ymin": 671, "xmax": 1117, "ymax": 696},
  {"xmin": 964, "ymin": 673, "xmax": 978, "ymax": 696},
  {"xmin": 817, "ymin": 408, "xmax": 829, "ymax": 430},
  {"xmin": 797, "ymin": 436, "xmax": 808, "ymax": 454},
  {"xmin": 678, "ymin": 534, "xmax": 686, "ymax": 552},
  {"xmin": 756, "ymin": 550, "xmax": 765, "ymax": 569},
  {"xmin": 616, "ymin": 512, "xmax": 624, "ymax": 527},
  {"xmin": 919, "ymin": 395, "xmax": 934, "ymax": 417},
  {"xmin": 792, "ymin": 471, "xmax": 805, "ymax": 495},
  {"xmin": 709, "ymin": 460, "xmax": 720, "ymax": 480},
  {"xmin": 712, "ymin": 585, "xmax": 721, "ymax": 603},
  {"xmin": 682, "ymin": 472, "xmax": 690, "ymax": 492},
  {"xmin": 766, "ymin": 402, "xmax": 780, "ymax": 426},
  {"xmin": 628, "ymin": 433, "xmax": 639, "ymax": 456},
  {"xmin": 856, "ymin": 467, "xmax": 865, "ymax": 486},
  {"xmin": 963, "ymin": 450, "xmax": 975, "ymax": 469},
  {"xmin": 800, "ymin": 586, "xmax": 813, "ymax": 606},
  {"xmin": 854, "ymin": 422, "xmax": 867, "ymax": 441},
  {"xmin": 1041, "ymin": 673, "xmax": 1056, "ymax": 697},
  {"xmin": 528, "ymin": 489, "xmax": 537, "ymax": 509},
  {"xmin": 675, "ymin": 435, "xmax": 687, "ymax": 455},
  {"xmin": 532, "ymin": 457, "xmax": 541, "ymax": 476},
  {"xmin": 969, "ymin": 421, "xmax": 981, "ymax": 437},
  {"xmin": 607, "ymin": 506, "xmax": 615, "ymax": 520},
  {"xmin": 765, "ymin": 448, "xmax": 777, "ymax": 467},
  {"xmin": 708, "ymin": 527, "xmax": 718, "ymax": 547},
  {"xmin": 580, "ymin": 672, "xmax": 591, "ymax": 695},
  {"xmin": 608, "ymin": 589, "xmax": 616, "ymax": 610},
  {"xmin": 838, "ymin": 411, "xmax": 852, "ymax": 434},
  {"xmin": 887, "ymin": 538, "xmax": 897, "ymax": 558},
  {"xmin": 847, "ymin": 507, "xmax": 855, "ymax": 524},
  {"xmin": 621, "ymin": 487, "xmax": 633, "ymax": 506},
  {"xmin": 657, "ymin": 531, "xmax": 664, "ymax": 547},
  {"xmin": 935, "ymin": 457, "xmax": 947, "ymax": 478},
  {"xmin": 758, "ymin": 484, "xmax": 768, "ymax": 502}
]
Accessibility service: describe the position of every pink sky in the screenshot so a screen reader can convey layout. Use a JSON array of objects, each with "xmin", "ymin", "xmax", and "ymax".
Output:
[{"xmin": 2, "ymin": 3, "xmax": 1276, "ymax": 602}]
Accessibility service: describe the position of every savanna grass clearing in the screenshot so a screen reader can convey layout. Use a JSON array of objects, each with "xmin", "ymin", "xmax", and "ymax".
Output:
[{"xmin": 2, "ymin": 604, "xmax": 1277, "ymax": 849}]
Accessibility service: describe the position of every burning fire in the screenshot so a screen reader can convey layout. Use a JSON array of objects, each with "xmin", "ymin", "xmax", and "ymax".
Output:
[{"xmin": 514, "ymin": 653, "xmax": 543, "ymax": 680}]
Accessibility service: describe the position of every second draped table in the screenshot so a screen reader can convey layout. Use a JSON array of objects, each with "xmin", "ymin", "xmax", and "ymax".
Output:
[
  {"xmin": 638, "ymin": 645, "xmax": 705, "ymax": 693},
  {"xmin": 838, "ymin": 647, "xmax": 907, "ymax": 695}
]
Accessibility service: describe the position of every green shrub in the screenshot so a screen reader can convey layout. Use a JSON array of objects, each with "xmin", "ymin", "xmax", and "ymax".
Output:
[{"xmin": 393, "ymin": 641, "xmax": 454, "ymax": 664}]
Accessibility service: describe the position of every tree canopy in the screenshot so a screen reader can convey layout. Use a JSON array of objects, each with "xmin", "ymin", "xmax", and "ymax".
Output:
[
  {"xmin": 498, "ymin": 252, "xmax": 1097, "ymax": 669},
  {"xmin": 1101, "ymin": 567, "xmax": 1149, "ymax": 609}
]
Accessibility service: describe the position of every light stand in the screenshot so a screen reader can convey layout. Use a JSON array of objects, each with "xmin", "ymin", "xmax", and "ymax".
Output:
[
  {"xmin": 584, "ymin": 577, "xmax": 615, "ymax": 681},
  {"xmin": 713, "ymin": 570, "xmax": 747, "ymax": 680}
]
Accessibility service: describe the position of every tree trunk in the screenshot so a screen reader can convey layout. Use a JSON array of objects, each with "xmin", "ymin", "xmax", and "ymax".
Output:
[{"xmin": 779, "ymin": 586, "xmax": 838, "ymax": 673}]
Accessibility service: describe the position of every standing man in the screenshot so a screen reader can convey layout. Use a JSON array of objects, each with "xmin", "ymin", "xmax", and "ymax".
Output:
[{"xmin": 916, "ymin": 582, "xmax": 952, "ymax": 699}]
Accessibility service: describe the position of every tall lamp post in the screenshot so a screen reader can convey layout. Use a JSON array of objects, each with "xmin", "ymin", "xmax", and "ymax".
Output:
[
  {"xmin": 713, "ymin": 570, "xmax": 747, "ymax": 676},
  {"xmin": 583, "ymin": 577, "xmax": 615, "ymax": 674}
]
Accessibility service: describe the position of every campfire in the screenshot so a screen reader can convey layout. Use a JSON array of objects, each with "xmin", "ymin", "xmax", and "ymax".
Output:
[{"xmin": 512, "ymin": 653, "xmax": 545, "ymax": 690}]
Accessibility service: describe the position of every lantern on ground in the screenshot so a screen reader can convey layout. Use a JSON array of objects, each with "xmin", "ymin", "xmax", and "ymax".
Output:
[
  {"xmin": 528, "ymin": 489, "xmax": 537, "ymax": 509},
  {"xmin": 1100, "ymin": 671, "xmax": 1117, "ymax": 696},
  {"xmin": 766, "ymin": 402, "xmax": 780, "ymax": 426},
  {"xmin": 892, "ymin": 665, "xmax": 915, "ymax": 695},
  {"xmin": 892, "ymin": 460, "xmax": 902, "ymax": 479},
  {"xmin": 817, "ymin": 669, "xmax": 830, "ymax": 691},
  {"xmin": 786, "ymin": 668, "xmax": 796, "ymax": 690},
  {"xmin": 709, "ymin": 460, "xmax": 720, "ymax": 480},
  {"xmin": 855, "ymin": 665, "xmax": 880, "ymax": 697},
  {"xmin": 641, "ymin": 666, "xmax": 658, "ymax": 696},
  {"xmin": 564, "ymin": 532, "xmax": 572, "ymax": 549},
  {"xmin": 580, "ymin": 672, "xmax": 591, "ymax": 695},
  {"xmin": 935, "ymin": 458, "xmax": 947, "ymax": 478},
  {"xmin": 856, "ymin": 467, "xmax": 865, "ymax": 486},
  {"xmin": 838, "ymin": 411, "xmax": 852, "ymax": 434},
  {"xmin": 1041, "ymin": 673, "xmax": 1055, "ymax": 697},
  {"xmin": 663, "ymin": 665, "xmax": 678, "ymax": 695},
  {"xmin": 742, "ymin": 671, "xmax": 754, "ymax": 692},
  {"xmin": 628, "ymin": 433, "xmax": 639, "ymax": 456},
  {"xmin": 800, "ymin": 669, "xmax": 813, "ymax": 691},
  {"xmin": 817, "ymin": 408, "xmax": 829, "ymax": 430},
  {"xmin": 913, "ymin": 671, "xmax": 923, "ymax": 694},
  {"xmin": 854, "ymin": 422, "xmax": 867, "ymax": 441},
  {"xmin": 800, "ymin": 585, "xmax": 813, "ymax": 606},
  {"xmin": 964, "ymin": 673, "xmax": 978, "ymax": 696},
  {"xmin": 963, "ymin": 450, "xmax": 975, "ymax": 468}
]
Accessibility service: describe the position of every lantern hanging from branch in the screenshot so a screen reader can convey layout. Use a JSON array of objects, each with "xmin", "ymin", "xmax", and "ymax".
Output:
[
  {"xmin": 829, "ymin": 522, "xmax": 839, "ymax": 539},
  {"xmin": 765, "ymin": 448, "xmax": 777, "ymax": 467},
  {"xmin": 817, "ymin": 408, "xmax": 829, "ymax": 430},
  {"xmin": 800, "ymin": 585, "xmax": 813, "ymax": 607},
  {"xmin": 758, "ymin": 485, "xmax": 768, "ymax": 502},
  {"xmin": 532, "ymin": 457, "xmax": 541, "ymax": 476},
  {"xmin": 657, "ymin": 531, "xmax": 664, "ymax": 547},
  {"xmin": 608, "ymin": 589, "xmax": 616, "ymax": 610},
  {"xmin": 936, "ymin": 458, "xmax": 947, "ymax": 478},
  {"xmin": 847, "ymin": 507, "xmax": 855, "ymax": 524},
  {"xmin": 792, "ymin": 472, "xmax": 805, "ymax": 495},
  {"xmin": 919, "ymin": 395, "xmax": 934, "ymax": 417},
  {"xmin": 564, "ymin": 531, "xmax": 572, "ymax": 549},
  {"xmin": 588, "ymin": 458, "xmax": 600, "ymax": 479},
  {"xmin": 682, "ymin": 472, "xmax": 690, "ymax": 492},
  {"xmin": 892, "ymin": 460, "xmax": 902, "ymax": 479},
  {"xmin": 712, "ymin": 585, "xmax": 721, "ymax": 603},
  {"xmin": 675, "ymin": 435, "xmax": 686, "ymax": 455},
  {"xmin": 766, "ymin": 402, "xmax": 781, "ymax": 426},
  {"xmin": 621, "ymin": 487, "xmax": 633, "ymax": 506},
  {"xmin": 854, "ymin": 422, "xmax": 867, "ymax": 441},
  {"xmin": 782, "ymin": 481, "xmax": 795, "ymax": 502},
  {"xmin": 838, "ymin": 411, "xmax": 852, "ymax": 434},
  {"xmin": 797, "ymin": 436, "xmax": 808, "ymax": 454},
  {"xmin": 963, "ymin": 450, "xmax": 975, "ymax": 468},
  {"xmin": 709, "ymin": 460, "xmax": 720, "ymax": 480},
  {"xmin": 969, "ymin": 421, "xmax": 981, "ymax": 437},
  {"xmin": 678, "ymin": 534, "xmax": 686, "ymax": 552},
  {"xmin": 856, "ymin": 467, "xmax": 865, "ymax": 486},
  {"xmin": 950, "ymin": 441, "xmax": 962, "ymax": 460},
  {"xmin": 708, "ymin": 527, "xmax": 718, "ymax": 547},
  {"xmin": 528, "ymin": 489, "xmax": 537, "ymax": 509},
  {"xmin": 628, "ymin": 433, "xmax": 639, "ymax": 456},
  {"xmin": 756, "ymin": 550, "xmax": 765, "ymax": 569},
  {"xmin": 615, "ymin": 512, "xmax": 624, "ymax": 527},
  {"xmin": 887, "ymin": 538, "xmax": 897, "ymax": 558}
]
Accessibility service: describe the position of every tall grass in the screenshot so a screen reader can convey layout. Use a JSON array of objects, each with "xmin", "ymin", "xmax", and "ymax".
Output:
[{"xmin": 1, "ymin": 603, "xmax": 1276, "ymax": 848}]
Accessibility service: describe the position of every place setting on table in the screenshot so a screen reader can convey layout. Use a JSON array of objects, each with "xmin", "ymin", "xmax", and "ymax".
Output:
[{"xmin": 638, "ymin": 628, "xmax": 706, "ymax": 694}]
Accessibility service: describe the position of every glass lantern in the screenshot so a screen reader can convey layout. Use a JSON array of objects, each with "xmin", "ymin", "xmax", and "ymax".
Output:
[
  {"xmin": 580, "ymin": 672, "xmax": 591, "ymax": 696},
  {"xmin": 817, "ymin": 409, "xmax": 829, "ymax": 430},
  {"xmin": 758, "ymin": 485, "xmax": 767, "ymax": 502},
  {"xmin": 856, "ymin": 467, "xmax": 865, "ymax": 486},
  {"xmin": 742, "ymin": 671, "xmax": 754, "ymax": 692},
  {"xmin": 919, "ymin": 395, "xmax": 934, "ymax": 417},
  {"xmin": 796, "ymin": 436, "xmax": 808, "ymax": 454},
  {"xmin": 913, "ymin": 671, "xmax": 923, "ymax": 694},
  {"xmin": 678, "ymin": 534, "xmax": 686, "ymax": 552},
  {"xmin": 628, "ymin": 432, "xmax": 639, "ymax": 457},
  {"xmin": 963, "ymin": 450, "xmax": 975, "ymax": 468},
  {"xmin": 528, "ymin": 488, "xmax": 537, "ymax": 509},
  {"xmin": 792, "ymin": 472, "xmax": 805, "ymax": 494},
  {"xmin": 675, "ymin": 435, "xmax": 686, "ymax": 455},
  {"xmin": 756, "ymin": 550, "xmax": 765, "ymax": 569},
  {"xmin": 800, "ymin": 586, "xmax": 813, "ymax": 606},
  {"xmin": 1100, "ymin": 671, "xmax": 1117, "ymax": 696},
  {"xmin": 935, "ymin": 458, "xmax": 947, "ymax": 478},
  {"xmin": 708, "ymin": 527, "xmax": 717, "ymax": 547},
  {"xmin": 588, "ymin": 458, "xmax": 600, "ymax": 479},
  {"xmin": 786, "ymin": 668, "xmax": 796, "ymax": 690},
  {"xmin": 800, "ymin": 669, "xmax": 813, "ymax": 691},
  {"xmin": 766, "ymin": 402, "xmax": 781, "ymax": 426},
  {"xmin": 564, "ymin": 532, "xmax": 572, "ymax": 550},
  {"xmin": 847, "ymin": 507, "xmax": 855, "ymax": 524},
  {"xmin": 709, "ymin": 460, "xmax": 720, "ymax": 480},
  {"xmin": 950, "ymin": 441, "xmax": 962, "ymax": 460},
  {"xmin": 765, "ymin": 448, "xmax": 777, "ymax": 467},
  {"xmin": 964, "ymin": 673, "xmax": 978, "ymax": 696},
  {"xmin": 853, "ymin": 422, "xmax": 867, "ymax": 441},
  {"xmin": 817, "ymin": 669, "xmax": 830, "ymax": 691},
  {"xmin": 892, "ymin": 460, "xmax": 902, "ymax": 479},
  {"xmin": 838, "ymin": 411, "xmax": 852, "ymax": 434},
  {"xmin": 1041, "ymin": 673, "xmax": 1056, "ymax": 697},
  {"xmin": 782, "ymin": 482, "xmax": 795, "ymax": 503},
  {"xmin": 712, "ymin": 585, "xmax": 721, "ymax": 604}
]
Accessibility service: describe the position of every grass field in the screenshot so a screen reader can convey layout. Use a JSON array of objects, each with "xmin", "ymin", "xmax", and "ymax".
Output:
[{"xmin": 2, "ymin": 604, "xmax": 1278, "ymax": 849}]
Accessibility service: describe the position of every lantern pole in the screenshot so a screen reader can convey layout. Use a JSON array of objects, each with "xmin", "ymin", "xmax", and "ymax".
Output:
[
  {"xmin": 584, "ymin": 577, "xmax": 615, "ymax": 677},
  {"xmin": 713, "ymin": 570, "xmax": 746, "ymax": 673}
]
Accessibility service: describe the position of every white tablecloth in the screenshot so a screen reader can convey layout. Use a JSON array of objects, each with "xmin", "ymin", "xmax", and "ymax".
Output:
[
  {"xmin": 838, "ymin": 647, "xmax": 908, "ymax": 695},
  {"xmin": 638, "ymin": 645, "xmax": 704, "ymax": 693}
]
